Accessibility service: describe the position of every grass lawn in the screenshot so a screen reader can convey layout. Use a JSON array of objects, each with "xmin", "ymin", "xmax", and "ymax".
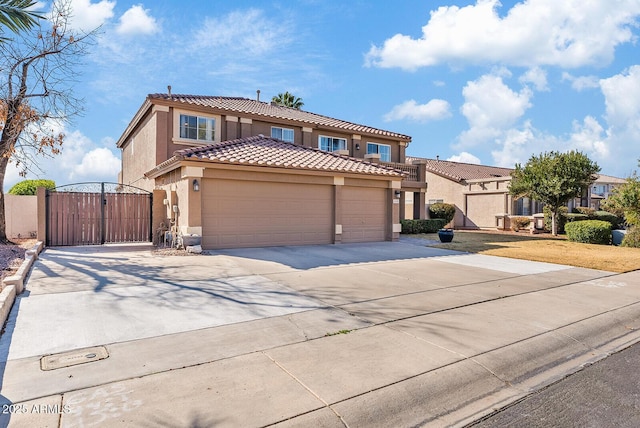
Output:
[{"xmin": 410, "ymin": 230, "xmax": 640, "ymax": 273}]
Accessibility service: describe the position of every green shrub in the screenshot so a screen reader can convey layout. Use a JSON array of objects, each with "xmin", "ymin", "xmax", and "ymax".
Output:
[
  {"xmin": 510, "ymin": 216, "xmax": 531, "ymax": 231},
  {"xmin": 400, "ymin": 219, "xmax": 447, "ymax": 234},
  {"xmin": 573, "ymin": 207, "xmax": 595, "ymax": 217},
  {"xmin": 622, "ymin": 227, "xmax": 640, "ymax": 248},
  {"xmin": 544, "ymin": 206, "xmax": 569, "ymax": 233},
  {"xmin": 428, "ymin": 203, "xmax": 456, "ymax": 224},
  {"xmin": 565, "ymin": 213, "xmax": 589, "ymax": 223},
  {"xmin": 8, "ymin": 179, "xmax": 56, "ymax": 195},
  {"xmin": 565, "ymin": 220, "xmax": 612, "ymax": 245},
  {"xmin": 593, "ymin": 210, "xmax": 622, "ymax": 229}
]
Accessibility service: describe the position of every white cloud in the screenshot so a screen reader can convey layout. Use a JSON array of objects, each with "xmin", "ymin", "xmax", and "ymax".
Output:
[
  {"xmin": 567, "ymin": 116, "xmax": 609, "ymax": 159},
  {"xmin": 600, "ymin": 65, "xmax": 640, "ymax": 131},
  {"xmin": 116, "ymin": 4, "xmax": 159, "ymax": 36},
  {"xmin": 71, "ymin": 147, "xmax": 121, "ymax": 180},
  {"xmin": 519, "ymin": 67, "xmax": 549, "ymax": 91},
  {"xmin": 384, "ymin": 99, "xmax": 451, "ymax": 122},
  {"xmin": 562, "ymin": 72, "xmax": 601, "ymax": 91},
  {"xmin": 194, "ymin": 9, "xmax": 291, "ymax": 56},
  {"xmin": 447, "ymin": 152, "xmax": 481, "ymax": 164},
  {"xmin": 457, "ymin": 73, "xmax": 533, "ymax": 148},
  {"xmin": 365, "ymin": 0, "xmax": 640, "ymax": 70},
  {"xmin": 68, "ymin": 0, "xmax": 115, "ymax": 32},
  {"xmin": 490, "ymin": 121, "xmax": 550, "ymax": 168},
  {"xmin": 3, "ymin": 128, "xmax": 121, "ymax": 191}
]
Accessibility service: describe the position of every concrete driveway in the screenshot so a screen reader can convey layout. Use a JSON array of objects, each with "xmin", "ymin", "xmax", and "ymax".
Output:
[{"xmin": 1, "ymin": 240, "xmax": 639, "ymax": 427}]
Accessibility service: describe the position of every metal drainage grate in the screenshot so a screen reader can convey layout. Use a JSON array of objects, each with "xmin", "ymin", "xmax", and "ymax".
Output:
[{"xmin": 40, "ymin": 346, "xmax": 109, "ymax": 371}]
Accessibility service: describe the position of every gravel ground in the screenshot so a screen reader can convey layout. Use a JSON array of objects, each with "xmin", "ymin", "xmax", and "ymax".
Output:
[{"xmin": 0, "ymin": 239, "xmax": 37, "ymax": 282}]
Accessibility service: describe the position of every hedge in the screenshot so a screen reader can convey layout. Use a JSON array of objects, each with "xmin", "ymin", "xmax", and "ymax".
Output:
[
  {"xmin": 400, "ymin": 219, "xmax": 447, "ymax": 234},
  {"xmin": 8, "ymin": 179, "xmax": 56, "ymax": 195},
  {"xmin": 564, "ymin": 220, "xmax": 612, "ymax": 245},
  {"xmin": 592, "ymin": 211, "xmax": 622, "ymax": 229},
  {"xmin": 428, "ymin": 203, "xmax": 456, "ymax": 224}
]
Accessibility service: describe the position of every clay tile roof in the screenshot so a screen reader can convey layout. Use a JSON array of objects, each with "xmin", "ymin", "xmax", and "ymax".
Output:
[
  {"xmin": 407, "ymin": 157, "xmax": 514, "ymax": 182},
  {"xmin": 148, "ymin": 93, "xmax": 411, "ymax": 141},
  {"xmin": 173, "ymin": 135, "xmax": 404, "ymax": 177}
]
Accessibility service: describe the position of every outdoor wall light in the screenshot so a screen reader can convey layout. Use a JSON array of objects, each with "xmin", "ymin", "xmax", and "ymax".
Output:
[
  {"xmin": 394, "ymin": 190, "xmax": 401, "ymax": 199},
  {"xmin": 355, "ymin": 143, "xmax": 360, "ymax": 150},
  {"xmin": 192, "ymin": 179, "xmax": 200, "ymax": 192}
]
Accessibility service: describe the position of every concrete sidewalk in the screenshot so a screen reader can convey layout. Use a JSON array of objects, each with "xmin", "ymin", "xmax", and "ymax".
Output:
[{"xmin": 0, "ymin": 241, "xmax": 639, "ymax": 427}]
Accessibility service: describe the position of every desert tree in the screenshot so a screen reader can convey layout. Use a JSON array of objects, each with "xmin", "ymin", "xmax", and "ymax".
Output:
[
  {"xmin": 601, "ymin": 161, "xmax": 640, "ymax": 227},
  {"xmin": 509, "ymin": 151, "xmax": 600, "ymax": 235},
  {"xmin": 0, "ymin": 0, "xmax": 96, "ymax": 242}
]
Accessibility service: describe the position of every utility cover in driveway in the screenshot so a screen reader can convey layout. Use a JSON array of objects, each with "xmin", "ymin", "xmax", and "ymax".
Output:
[{"xmin": 40, "ymin": 346, "xmax": 109, "ymax": 371}]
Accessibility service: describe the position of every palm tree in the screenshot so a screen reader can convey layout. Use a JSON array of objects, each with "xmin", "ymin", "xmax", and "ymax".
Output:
[
  {"xmin": 271, "ymin": 92, "xmax": 304, "ymax": 109},
  {"xmin": 0, "ymin": 0, "xmax": 42, "ymax": 40}
]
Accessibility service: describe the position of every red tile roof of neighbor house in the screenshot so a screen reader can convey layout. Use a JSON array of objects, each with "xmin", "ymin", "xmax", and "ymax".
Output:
[
  {"xmin": 147, "ymin": 93, "xmax": 412, "ymax": 141},
  {"xmin": 407, "ymin": 157, "xmax": 514, "ymax": 182},
  {"xmin": 150, "ymin": 136, "xmax": 405, "ymax": 178}
]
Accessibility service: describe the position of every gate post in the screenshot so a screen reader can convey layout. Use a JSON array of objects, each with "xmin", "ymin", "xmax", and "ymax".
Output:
[
  {"xmin": 100, "ymin": 182, "xmax": 106, "ymax": 245},
  {"xmin": 37, "ymin": 187, "xmax": 47, "ymax": 246}
]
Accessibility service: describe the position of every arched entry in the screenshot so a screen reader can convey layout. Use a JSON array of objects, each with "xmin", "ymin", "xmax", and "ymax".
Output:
[{"xmin": 46, "ymin": 182, "xmax": 152, "ymax": 246}]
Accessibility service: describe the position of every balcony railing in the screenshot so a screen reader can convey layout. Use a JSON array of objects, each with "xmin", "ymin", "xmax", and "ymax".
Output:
[{"xmin": 382, "ymin": 162, "xmax": 419, "ymax": 182}]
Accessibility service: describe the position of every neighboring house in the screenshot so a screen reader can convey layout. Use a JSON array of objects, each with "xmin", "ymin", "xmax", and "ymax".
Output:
[
  {"xmin": 116, "ymin": 92, "xmax": 426, "ymax": 249},
  {"xmin": 569, "ymin": 174, "xmax": 627, "ymax": 211},
  {"xmin": 404, "ymin": 158, "xmax": 515, "ymax": 229},
  {"xmin": 405, "ymin": 157, "xmax": 624, "ymax": 230}
]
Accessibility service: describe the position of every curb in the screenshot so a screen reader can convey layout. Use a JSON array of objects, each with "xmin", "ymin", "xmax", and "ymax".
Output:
[{"xmin": 0, "ymin": 241, "xmax": 44, "ymax": 328}]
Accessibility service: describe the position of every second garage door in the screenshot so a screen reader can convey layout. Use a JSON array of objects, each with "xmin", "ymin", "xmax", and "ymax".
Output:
[
  {"xmin": 341, "ymin": 186, "xmax": 387, "ymax": 243},
  {"xmin": 202, "ymin": 179, "xmax": 334, "ymax": 249}
]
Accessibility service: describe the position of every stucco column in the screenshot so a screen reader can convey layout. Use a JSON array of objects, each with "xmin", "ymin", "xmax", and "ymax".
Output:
[
  {"xmin": 399, "ymin": 191, "xmax": 406, "ymax": 220},
  {"xmin": 389, "ymin": 181, "xmax": 402, "ymax": 241},
  {"xmin": 333, "ymin": 176, "xmax": 343, "ymax": 244},
  {"xmin": 240, "ymin": 118, "xmax": 252, "ymax": 138},
  {"xmin": 180, "ymin": 166, "xmax": 204, "ymax": 236},
  {"xmin": 413, "ymin": 190, "xmax": 426, "ymax": 220},
  {"xmin": 225, "ymin": 116, "xmax": 239, "ymax": 140},
  {"xmin": 36, "ymin": 187, "xmax": 47, "ymax": 245},
  {"xmin": 352, "ymin": 134, "xmax": 362, "ymax": 158},
  {"xmin": 303, "ymin": 127, "xmax": 313, "ymax": 148}
]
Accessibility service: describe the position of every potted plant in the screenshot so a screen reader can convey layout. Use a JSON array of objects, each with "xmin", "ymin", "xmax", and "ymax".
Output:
[{"xmin": 438, "ymin": 228, "xmax": 454, "ymax": 243}]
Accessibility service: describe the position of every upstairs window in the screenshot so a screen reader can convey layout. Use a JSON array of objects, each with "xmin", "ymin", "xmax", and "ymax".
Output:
[
  {"xmin": 319, "ymin": 136, "xmax": 347, "ymax": 152},
  {"xmin": 180, "ymin": 114, "xmax": 215, "ymax": 142},
  {"xmin": 271, "ymin": 126, "xmax": 294, "ymax": 143},
  {"xmin": 367, "ymin": 142, "xmax": 391, "ymax": 162}
]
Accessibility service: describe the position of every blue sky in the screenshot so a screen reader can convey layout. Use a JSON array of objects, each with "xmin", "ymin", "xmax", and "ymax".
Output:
[{"xmin": 5, "ymin": 0, "xmax": 640, "ymax": 189}]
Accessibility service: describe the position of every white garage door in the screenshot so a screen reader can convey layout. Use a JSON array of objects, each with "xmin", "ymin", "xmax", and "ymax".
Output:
[
  {"xmin": 202, "ymin": 179, "xmax": 333, "ymax": 249},
  {"xmin": 341, "ymin": 186, "xmax": 387, "ymax": 243}
]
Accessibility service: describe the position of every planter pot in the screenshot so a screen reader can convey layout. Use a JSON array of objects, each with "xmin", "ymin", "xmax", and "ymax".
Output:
[
  {"xmin": 181, "ymin": 234, "xmax": 202, "ymax": 247},
  {"xmin": 612, "ymin": 229, "xmax": 627, "ymax": 246},
  {"xmin": 438, "ymin": 229, "xmax": 454, "ymax": 243}
]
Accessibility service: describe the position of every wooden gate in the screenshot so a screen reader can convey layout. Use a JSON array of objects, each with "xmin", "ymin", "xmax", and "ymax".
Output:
[{"xmin": 46, "ymin": 182, "xmax": 152, "ymax": 246}]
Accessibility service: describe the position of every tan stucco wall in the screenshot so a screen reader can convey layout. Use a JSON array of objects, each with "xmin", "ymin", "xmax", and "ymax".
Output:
[
  {"xmin": 153, "ymin": 162, "xmax": 400, "ymax": 248},
  {"xmin": 404, "ymin": 173, "xmax": 514, "ymax": 229},
  {"xmin": 119, "ymin": 102, "xmax": 410, "ymax": 199},
  {"xmin": 6, "ymin": 195, "xmax": 37, "ymax": 239},
  {"xmin": 120, "ymin": 109, "xmax": 159, "ymax": 192}
]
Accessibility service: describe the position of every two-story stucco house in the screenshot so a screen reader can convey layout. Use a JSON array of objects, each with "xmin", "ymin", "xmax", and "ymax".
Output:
[{"xmin": 116, "ymin": 92, "xmax": 427, "ymax": 249}]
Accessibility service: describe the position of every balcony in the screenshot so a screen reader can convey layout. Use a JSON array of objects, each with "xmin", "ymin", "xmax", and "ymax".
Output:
[{"xmin": 381, "ymin": 161, "xmax": 427, "ymax": 189}]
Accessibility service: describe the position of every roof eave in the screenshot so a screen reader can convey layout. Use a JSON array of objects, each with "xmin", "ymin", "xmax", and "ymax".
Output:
[{"xmin": 116, "ymin": 98, "xmax": 153, "ymax": 148}]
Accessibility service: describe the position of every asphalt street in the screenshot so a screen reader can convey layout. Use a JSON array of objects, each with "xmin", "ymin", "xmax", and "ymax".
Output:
[{"xmin": 469, "ymin": 341, "xmax": 640, "ymax": 428}]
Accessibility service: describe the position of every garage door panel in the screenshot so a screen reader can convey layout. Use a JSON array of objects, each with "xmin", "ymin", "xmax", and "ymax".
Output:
[
  {"xmin": 202, "ymin": 179, "xmax": 333, "ymax": 249},
  {"xmin": 341, "ymin": 186, "xmax": 387, "ymax": 243}
]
